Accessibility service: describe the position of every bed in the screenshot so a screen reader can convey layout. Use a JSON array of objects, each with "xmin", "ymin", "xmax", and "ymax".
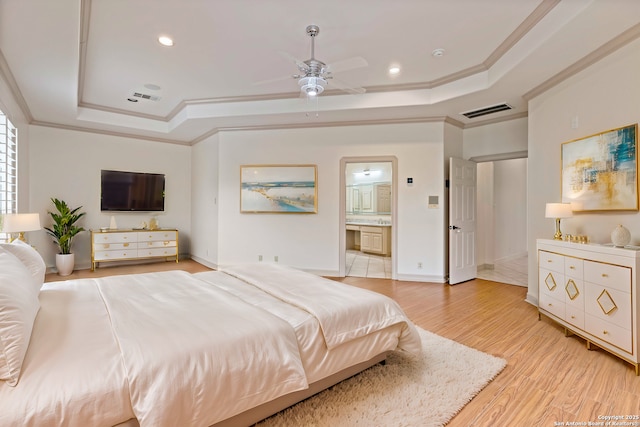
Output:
[{"xmin": 0, "ymin": 240, "xmax": 421, "ymax": 427}]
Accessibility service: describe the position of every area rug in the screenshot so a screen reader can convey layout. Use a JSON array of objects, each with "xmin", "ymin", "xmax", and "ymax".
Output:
[{"xmin": 257, "ymin": 327, "xmax": 506, "ymax": 427}]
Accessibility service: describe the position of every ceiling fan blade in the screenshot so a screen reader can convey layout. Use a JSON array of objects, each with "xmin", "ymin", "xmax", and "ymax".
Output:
[
  {"xmin": 325, "ymin": 56, "xmax": 368, "ymax": 73},
  {"xmin": 327, "ymin": 77, "xmax": 366, "ymax": 95},
  {"xmin": 277, "ymin": 50, "xmax": 310, "ymax": 73},
  {"xmin": 252, "ymin": 74, "xmax": 295, "ymax": 86}
]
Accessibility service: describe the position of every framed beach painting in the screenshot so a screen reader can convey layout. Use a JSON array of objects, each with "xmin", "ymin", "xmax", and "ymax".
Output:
[
  {"xmin": 240, "ymin": 165, "xmax": 318, "ymax": 213},
  {"xmin": 561, "ymin": 124, "xmax": 638, "ymax": 211}
]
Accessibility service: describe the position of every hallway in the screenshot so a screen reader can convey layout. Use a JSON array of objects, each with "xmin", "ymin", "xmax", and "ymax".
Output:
[{"xmin": 476, "ymin": 255, "xmax": 528, "ymax": 287}]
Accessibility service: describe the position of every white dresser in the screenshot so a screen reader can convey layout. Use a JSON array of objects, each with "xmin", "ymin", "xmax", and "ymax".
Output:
[
  {"xmin": 91, "ymin": 229, "xmax": 179, "ymax": 270},
  {"xmin": 537, "ymin": 239, "xmax": 639, "ymax": 375}
]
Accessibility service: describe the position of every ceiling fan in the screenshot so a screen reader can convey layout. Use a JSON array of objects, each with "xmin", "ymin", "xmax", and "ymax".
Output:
[{"xmin": 256, "ymin": 25, "xmax": 368, "ymax": 97}]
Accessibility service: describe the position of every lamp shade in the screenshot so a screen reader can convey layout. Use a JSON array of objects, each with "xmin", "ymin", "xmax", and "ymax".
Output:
[
  {"xmin": 545, "ymin": 203, "xmax": 573, "ymax": 219},
  {"xmin": 1, "ymin": 213, "xmax": 41, "ymax": 233}
]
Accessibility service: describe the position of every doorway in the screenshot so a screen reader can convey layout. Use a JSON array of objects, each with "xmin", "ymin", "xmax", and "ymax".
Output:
[
  {"xmin": 474, "ymin": 157, "xmax": 528, "ymax": 287},
  {"xmin": 339, "ymin": 156, "xmax": 397, "ymax": 279}
]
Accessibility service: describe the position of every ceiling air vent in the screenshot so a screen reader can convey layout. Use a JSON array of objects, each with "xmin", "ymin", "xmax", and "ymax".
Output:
[
  {"xmin": 131, "ymin": 92, "xmax": 161, "ymax": 101},
  {"xmin": 461, "ymin": 103, "xmax": 512, "ymax": 119}
]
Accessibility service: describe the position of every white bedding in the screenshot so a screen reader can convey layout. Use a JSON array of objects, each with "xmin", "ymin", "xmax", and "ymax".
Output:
[
  {"xmin": 0, "ymin": 279, "xmax": 135, "ymax": 427},
  {"xmin": 0, "ymin": 265, "xmax": 421, "ymax": 427},
  {"xmin": 220, "ymin": 263, "xmax": 422, "ymax": 352},
  {"xmin": 96, "ymin": 271, "xmax": 308, "ymax": 427}
]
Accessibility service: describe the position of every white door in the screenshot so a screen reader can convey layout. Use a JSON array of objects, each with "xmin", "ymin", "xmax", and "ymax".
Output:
[{"xmin": 448, "ymin": 157, "xmax": 477, "ymax": 285}]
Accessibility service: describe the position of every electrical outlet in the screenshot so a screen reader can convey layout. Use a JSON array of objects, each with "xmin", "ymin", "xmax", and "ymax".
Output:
[
  {"xmin": 258, "ymin": 255, "xmax": 263, "ymax": 261},
  {"xmin": 417, "ymin": 262, "xmax": 423, "ymax": 269},
  {"xmin": 274, "ymin": 256, "xmax": 279, "ymax": 262}
]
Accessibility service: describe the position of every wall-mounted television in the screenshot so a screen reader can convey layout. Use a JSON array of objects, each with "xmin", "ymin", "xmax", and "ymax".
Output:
[{"xmin": 101, "ymin": 170, "xmax": 165, "ymax": 211}]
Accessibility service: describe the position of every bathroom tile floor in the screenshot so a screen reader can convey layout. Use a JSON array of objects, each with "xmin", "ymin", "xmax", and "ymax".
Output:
[{"xmin": 346, "ymin": 250, "xmax": 392, "ymax": 279}]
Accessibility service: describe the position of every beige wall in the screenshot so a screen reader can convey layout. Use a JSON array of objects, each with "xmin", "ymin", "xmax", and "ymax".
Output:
[{"xmin": 527, "ymin": 38, "xmax": 640, "ymax": 303}]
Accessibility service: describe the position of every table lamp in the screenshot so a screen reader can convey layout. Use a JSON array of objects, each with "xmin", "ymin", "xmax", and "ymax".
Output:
[
  {"xmin": 545, "ymin": 203, "xmax": 572, "ymax": 240},
  {"xmin": 1, "ymin": 213, "xmax": 41, "ymax": 242}
]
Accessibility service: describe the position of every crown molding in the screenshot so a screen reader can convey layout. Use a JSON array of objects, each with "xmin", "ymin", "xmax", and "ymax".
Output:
[{"xmin": 524, "ymin": 21, "xmax": 640, "ymax": 101}]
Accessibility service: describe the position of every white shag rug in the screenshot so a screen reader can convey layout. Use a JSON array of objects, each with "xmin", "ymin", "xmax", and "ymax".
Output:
[{"xmin": 257, "ymin": 327, "xmax": 506, "ymax": 427}]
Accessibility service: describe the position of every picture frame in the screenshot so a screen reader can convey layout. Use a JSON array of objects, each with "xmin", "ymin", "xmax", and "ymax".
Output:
[
  {"xmin": 561, "ymin": 123, "xmax": 638, "ymax": 211},
  {"xmin": 240, "ymin": 164, "xmax": 318, "ymax": 213}
]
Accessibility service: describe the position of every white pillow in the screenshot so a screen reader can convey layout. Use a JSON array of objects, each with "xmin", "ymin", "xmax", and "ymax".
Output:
[
  {"xmin": 0, "ymin": 247, "xmax": 41, "ymax": 386},
  {"xmin": 0, "ymin": 240, "xmax": 46, "ymax": 291}
]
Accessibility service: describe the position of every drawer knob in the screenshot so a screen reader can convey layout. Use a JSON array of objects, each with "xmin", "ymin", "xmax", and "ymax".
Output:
[
  {"xmin": 548, "ymin": 303, "xmax": 553, "ymax": 307},
  {"xmin": 571, "ymin": 315, "xmax": 575, "ymax": 319},
  {"xmin": 602, "ymin": 273, "xmax": 608, "ymax": 278},
  {"xmin": 547, "ymin": 260, "xmax": 552, "ymax": 263},
  {"xmin": 123, "ymin": 243, "xmax": 129, "ymax": 247},
  {"xmin": 603, "ymin": 330, "xmax": 608, "ymax": 335},
  {"xmin": 569, "ymin": 266, "xmax": 575, "ymax": 270}
]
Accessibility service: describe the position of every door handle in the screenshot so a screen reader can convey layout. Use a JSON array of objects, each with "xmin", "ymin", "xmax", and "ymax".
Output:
[{"xmin": 449, "ymin": 225, "xmax": 461, "ymax": 230}]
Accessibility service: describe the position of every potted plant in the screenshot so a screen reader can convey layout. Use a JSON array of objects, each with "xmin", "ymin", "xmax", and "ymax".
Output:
[{"xmin": 44, "ymin": 198, "xmax": 86, "ymax": 276}]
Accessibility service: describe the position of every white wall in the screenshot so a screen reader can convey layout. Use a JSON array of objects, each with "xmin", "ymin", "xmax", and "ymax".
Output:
[
  {"xmin": 527, "ymin": 37, "xmax": 640, "ymax": 303},
  {"xmin": 28, "ymin": 125, "xmax": 192, "ymax": 270},
  {"xmin": 190, "ymin": 133, "xmax": 219, "ymax": 268},
  {"xmin": 464, "ymin": 117, "xmax": 528, "ymax": 159},
  {"xmin": 476, "ymin": 162, "xmax": 494, "ymax": 267},
  {"xmin": 493, "ymin": 158, "xmax": 527, "ymax": 261},
  {"xmin": 191, "ymin": 122, "xmax": 447, "ymax": 280}
]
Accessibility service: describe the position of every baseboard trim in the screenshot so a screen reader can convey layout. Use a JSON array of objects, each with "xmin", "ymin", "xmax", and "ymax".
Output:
[{"xmin": 396, "ymin": 273, "xmax": 447, "ymax": 283}]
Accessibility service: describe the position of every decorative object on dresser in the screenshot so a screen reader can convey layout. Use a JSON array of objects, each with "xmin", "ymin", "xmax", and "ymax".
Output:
[
  {"xmin": 537, "ymin": 239, "xmax": 640, "ymax": 375},
  {"xmin": 611, "ymin": 224, "xmax": 631, "ymax": 247},
  {"xmin": 90, "ymin": 228, "xmax": 178, "ymax": 270},
  {"xmin": 544, "ymin": 202, "xmax": 573, "ymax": 240},
  {"xmin": 43, "ymin": 198, "xmax": 85, "ymax": 276},
  {"xmin": 0, "ymin": 213, "xmax": 41, "ymax": 243},
  {"xmin": 561, "ymin": 123, "xmax": 638, "ymax": 211}
]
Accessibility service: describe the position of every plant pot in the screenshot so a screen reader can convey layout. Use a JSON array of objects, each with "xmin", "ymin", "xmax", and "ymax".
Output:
[{"xmin": 56, "ymin": 253, "xmax": 75, "ymax": 276}]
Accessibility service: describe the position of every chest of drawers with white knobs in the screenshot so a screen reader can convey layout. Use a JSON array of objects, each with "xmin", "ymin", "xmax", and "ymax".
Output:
[{"xmin": 537, "ymin": 239, "xmax": 639, "ymax": 375}]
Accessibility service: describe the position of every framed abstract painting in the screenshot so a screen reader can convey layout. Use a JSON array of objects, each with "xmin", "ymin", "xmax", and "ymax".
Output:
[
  {"xmin": 240, "ymin": 165, "xmax": 318, "ymax": 213},
  {"xmin": 561, "ymin": 123, "xmax": 638, "ymax": 211}
]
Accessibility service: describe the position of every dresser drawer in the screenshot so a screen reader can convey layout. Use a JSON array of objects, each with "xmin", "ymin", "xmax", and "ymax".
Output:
[
  {"xmin": 93, "ymin": 242, "xmax": 137, "ymax": 251},
  {"xmin": 138, "ymin": 231, "xmax": 177, "ymax": 242},
  {"xmin": 94, "ymin": 250, "xmax": 138, "ymax": 261},
  {"xmin": 539, "ymin": 292, "xmax": 565, "ymax": 320},
  {"xmin": 138, "ymin": 247, "xmax": 178, "ymax": 258},
  {"xmin": 584, "ymin": 261, "xmax": 631, "ymax": 293},
  {"xmin": 565, "ymin": 305, "xmax": 585, "ymax": 329},
  {"xmin": 564, "ymin": 277, "xmax": 584, "ymax": 308},
  {"xmin": 585, "ymin": 314, "xmax": 632, "ymax": 353},
  {"xmin": 93, "ymin": 232, "xmax": 137, "ymax": 244},
  {"xmin": 585, "ymin": 283, "xmax": 631, "ymax": 330},
  {"xmin": 140, "ymin": 240, "xmax": 177, "ymax": 249},
  {"xmin": 539, "ymin": 250, "xmax": 564, "ymax": 274},
  {"xmin": 539, "ymin": 269, "xmax": 564, "ymax": 299},
  {"xmin": 564, "ymin": 257, "xmax": 583, "ymax": 279}
]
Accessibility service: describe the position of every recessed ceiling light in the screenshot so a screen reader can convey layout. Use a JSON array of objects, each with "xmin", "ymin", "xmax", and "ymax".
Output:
[
  {"xmin": 144, "ymin": 83, "xmax": 161, "ymax": 91},
  {"xmin": 432, "ymin": 48, "xmax": 445, "ymax": 57},
  {"xmin": 389, "ymin": 66, "xmax": 401, "ymax": 75},
  {"xmin": 158, "ymin": 36, "xmax": 174, "ymax": 47}
]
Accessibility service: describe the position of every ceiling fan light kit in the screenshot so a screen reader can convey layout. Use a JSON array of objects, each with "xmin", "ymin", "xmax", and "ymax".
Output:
[{"xmin": 299, "ymin": 76, "xmax": 326, "ymax": 96}]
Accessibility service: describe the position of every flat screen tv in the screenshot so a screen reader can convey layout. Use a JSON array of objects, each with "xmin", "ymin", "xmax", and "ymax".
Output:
[{"xmin": 101, "ymin": 170, "xmax": 165, "ymax": 211}]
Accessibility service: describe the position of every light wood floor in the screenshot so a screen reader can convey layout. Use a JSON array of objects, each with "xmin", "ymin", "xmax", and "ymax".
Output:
[{"xmin": 46, "ymin": 260, "xmax": 640, "ymax": 426}]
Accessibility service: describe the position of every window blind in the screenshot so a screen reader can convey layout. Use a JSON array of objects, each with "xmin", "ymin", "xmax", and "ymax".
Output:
[{"xmin": 0, "ymin": 111, "xmax": 17, "ymax": 242}]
